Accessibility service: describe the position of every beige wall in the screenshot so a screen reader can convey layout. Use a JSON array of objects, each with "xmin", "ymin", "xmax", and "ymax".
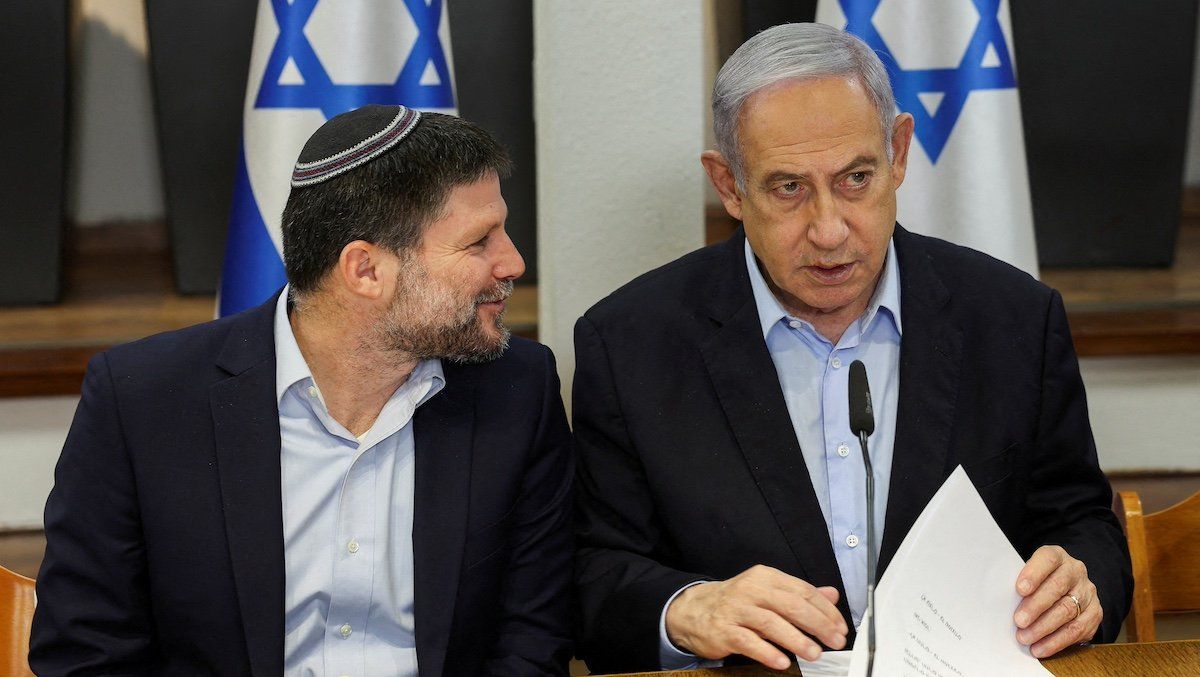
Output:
[
  {"xmin": 1186, "ymin": 7, "xmax": 1200, "ymax": 185},
  {"xmin": 0, "ymin": 397, "xmax": 77, "ymax": 529},
  {"xmin": 535, "ymin": 1, "xmax": 707, "ymax": 400},
  {"xmin": 68, "ymin": 0, "xmax": 165, "ymax": 225}
]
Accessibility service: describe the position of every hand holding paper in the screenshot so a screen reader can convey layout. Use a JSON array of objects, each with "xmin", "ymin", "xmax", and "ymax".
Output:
[
  {"xmin": 1014, "ymin": 545, "xmax": 1103, "ymax": 657},
  {"xmin": 841, "ymin": 466, "xmax": 1054, "ymax": 676}
]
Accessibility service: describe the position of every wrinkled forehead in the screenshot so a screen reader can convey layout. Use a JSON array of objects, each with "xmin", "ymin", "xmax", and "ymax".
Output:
[{"xmin": 737, "ymin": 77, "xmax": 887, "ymax": 172}]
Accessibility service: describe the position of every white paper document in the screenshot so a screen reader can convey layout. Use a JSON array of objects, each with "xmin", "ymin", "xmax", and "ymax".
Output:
[
  {"xmin": 798, "ymin": 649, "xmax": 852, "ymax": 675},
  {"xmin": 803, "ymin": 466, "xmax": 1051, "ymax": 676}
]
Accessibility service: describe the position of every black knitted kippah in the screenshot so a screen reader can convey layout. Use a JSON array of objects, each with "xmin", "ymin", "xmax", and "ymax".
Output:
[{"xmin": 290, "ymin": 104, "xmax": 421, "ymax": 187}]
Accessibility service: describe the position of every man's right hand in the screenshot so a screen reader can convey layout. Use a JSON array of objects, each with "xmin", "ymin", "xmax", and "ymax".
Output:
[{"xmin": 664, "ymin": 565, "xmax": 848, "ymax": 670}]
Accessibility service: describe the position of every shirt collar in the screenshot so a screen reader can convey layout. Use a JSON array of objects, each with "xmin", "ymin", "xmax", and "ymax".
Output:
[
  {"xmin": 272, "ymin": 286, "xmax": 446, "ymax": 405},
  {"xmin": 744, "ymin": 237, "xmax": 903, "ymax": 340},
  {"xmin": 274, "ymin": 287, "xmax": 312, "ymax": 403}
]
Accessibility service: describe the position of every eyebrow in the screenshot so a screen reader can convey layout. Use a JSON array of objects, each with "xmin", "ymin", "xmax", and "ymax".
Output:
[{"xmin": 759, "ymin": 154, "xmax": 881, "ymax": 187}]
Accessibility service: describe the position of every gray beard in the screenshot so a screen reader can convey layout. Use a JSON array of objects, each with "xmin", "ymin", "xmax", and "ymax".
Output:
[{"xmin": 374, "ymin": 272, "xmax": 514, "ymax": 364}]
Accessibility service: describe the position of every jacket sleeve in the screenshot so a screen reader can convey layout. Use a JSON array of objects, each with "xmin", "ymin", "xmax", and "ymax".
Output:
[
  {"xmin": 481, "ymin": 346, "xmax": 575, "ymax": 676},
  {"xmin": 1022, "ymin": 290, "xmax": 1132, "ymax": 643},
  {"xmin": 571, "ymin": 315, "xmax": 709, "ymax": 673},
  {"xmin": 29, "ymin": 353, "xmax": 158, "ymax": 675}
]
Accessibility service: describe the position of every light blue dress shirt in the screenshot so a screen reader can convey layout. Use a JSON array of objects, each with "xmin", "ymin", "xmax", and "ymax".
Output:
[
  {"xmin": 274, "ymin": 289, "xmax": 445, "ymax": 677},
  {"xmin": 659, "ymin": 239, "xmax": 902, "ymax": 669},
  {"xmin": 746, "ymin": 238, "xmax": 901, "ymax": 627}
]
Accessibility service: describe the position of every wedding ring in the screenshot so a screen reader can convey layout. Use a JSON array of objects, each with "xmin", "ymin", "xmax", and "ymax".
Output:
[{"xmin": 1067, "ymin": 594, "xmax": 1082, "ymax": 619}]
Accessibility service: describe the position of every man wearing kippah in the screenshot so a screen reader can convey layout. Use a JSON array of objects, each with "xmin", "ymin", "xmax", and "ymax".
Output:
[
  {"xmin": 573, "ymin": 23, "xmax": 1131, "ymax": 672},
  {"xmin": 31, "ymin": 106, "xmax": 573, "ymax": 676}
]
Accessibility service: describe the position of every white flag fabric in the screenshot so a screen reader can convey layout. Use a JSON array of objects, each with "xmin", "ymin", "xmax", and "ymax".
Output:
[
  {"xmin": 219, "ymin": 0, "xmax": 458, "ymax": 316},
  {"xmin": 817, "ymin": 0, "xmax": 1039, "ymax": 278}
]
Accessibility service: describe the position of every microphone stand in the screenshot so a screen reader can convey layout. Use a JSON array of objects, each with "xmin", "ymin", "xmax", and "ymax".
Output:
[{"xmin": 858, "ymin": 429, "xmax": 876, "ymax": 677}]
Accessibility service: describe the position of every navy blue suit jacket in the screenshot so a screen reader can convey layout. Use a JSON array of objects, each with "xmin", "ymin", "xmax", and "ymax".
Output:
[
  {"xmin": 572, "ymin": 226, "xmax": 1132, "ymax": 673},
  {"xmin": 31, "ymin": 293, "xmax": 574, "ymax": 676}
]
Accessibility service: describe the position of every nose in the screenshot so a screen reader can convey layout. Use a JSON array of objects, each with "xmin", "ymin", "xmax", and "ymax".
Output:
[
  {"xmin": 493, "ymin": 230, "xmax": 526, "ymax": 281},
  {"xmin": 808, "ymin": 192, "xmax": 850, "ymax": 251}
]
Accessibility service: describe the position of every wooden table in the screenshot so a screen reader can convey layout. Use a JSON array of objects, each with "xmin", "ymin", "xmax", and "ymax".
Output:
[
  {"xmin": 1041, "ymin": 640, "xmax": 1200, "ymax": 676},
  {"xmin": 598, "ymin": 640, "xmax": 1200, "ymax": 676}
]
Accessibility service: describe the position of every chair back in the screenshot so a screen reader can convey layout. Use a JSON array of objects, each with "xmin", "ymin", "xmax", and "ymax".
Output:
[
  {"xmin": 0, "ymin": 564, "xmax": 35, "ymax": 677},
  {"xmin": 1115, "ymin": 490, "xmax": 1200, "ymax": 642}
]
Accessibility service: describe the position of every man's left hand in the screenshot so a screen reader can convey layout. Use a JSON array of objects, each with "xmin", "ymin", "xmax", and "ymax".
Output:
[{"xmin": 1013, "ymin": 545, "xmax": 1102, "ymax": 658}]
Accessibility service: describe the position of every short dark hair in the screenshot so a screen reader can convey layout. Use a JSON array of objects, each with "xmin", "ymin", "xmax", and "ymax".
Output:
[{"xmin": 281, "ymin": 112, "xmax": 512, "ymax": 295}]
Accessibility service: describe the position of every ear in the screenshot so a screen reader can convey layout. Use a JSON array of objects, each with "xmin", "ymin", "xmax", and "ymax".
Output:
[
  {"xmin": 889, "ymin": 113, "xmax": 915, "ymax": 189},
  {"xmin": 701, "ymin": 150, "xmax": 744, "ymax": 222},
  {"xmin": 335, "ymin": 240, "xmax": 394, "ymax": 301}
]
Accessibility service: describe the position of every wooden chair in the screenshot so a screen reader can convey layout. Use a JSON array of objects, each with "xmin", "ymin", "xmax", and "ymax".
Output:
[
  {"xmin": 1114, "ymin": 490, "xmax": 1200, "ymax": 642},
  {"xmin": 0, "ymin": 564, "xmax": 35, "ymax": 676}
]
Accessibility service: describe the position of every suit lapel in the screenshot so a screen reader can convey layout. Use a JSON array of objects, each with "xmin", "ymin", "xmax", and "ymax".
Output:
[
  {"xmin": 879, "ymin": 227, "xmax": 963, "ymax": 576},
  {"xmin": 412, "ymin": 369, "xmax": 475, "ymax": 677},
  {"xmin": 210, "ymin": 297, "xmax": 285, "ymax": 677},
  {"xmin": 699, "ymin": 232, "xmax": 849, "ymax": 613}
]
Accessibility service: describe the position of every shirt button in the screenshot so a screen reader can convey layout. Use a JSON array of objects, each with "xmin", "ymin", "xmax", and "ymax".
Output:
[
  {"xmin": 788, "ymin": 319, "xmax": 801, "ymax": 329},
  {"xmin": 347, "ymin": 539, "xmax": 360, "ymax": 554},
  {"xmin": 831, "ymin": 357, "xmax": 842, "ymax": 369},
  {"xmin": 339, "ymin": 623, "xmax": 352, "ymax": 638},
  {"xmin": 307, "ymin": 385, "xmax": 319, "ymax": 398},
  {"xmin": 846, "ymin": 534, "xmax": 860, "ymax": 548},
  {"xmin": 837, "ymin": 443, "xmax": 850, "ymax": 458}
]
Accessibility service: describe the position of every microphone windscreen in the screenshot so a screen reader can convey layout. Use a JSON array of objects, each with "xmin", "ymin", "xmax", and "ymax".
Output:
[{"xmin": 849, "ymin": 360, "xmax": 875, "ymax": 436}]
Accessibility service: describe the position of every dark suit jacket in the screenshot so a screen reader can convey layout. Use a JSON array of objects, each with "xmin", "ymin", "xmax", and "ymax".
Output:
[
  {"xmin": 572, "ymin": 226, "xmax": 1132, "ymax": 673},
  {"xmin": 30, "ymin": 293, "xmax": 574, "ymax": 676}
]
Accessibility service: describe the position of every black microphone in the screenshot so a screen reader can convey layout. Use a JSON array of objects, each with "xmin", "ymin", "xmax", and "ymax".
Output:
[
  {"xmin": 848, "ymin": 360, "xmax": 876, "ymax": 677},
  {"xmin": 849, "ymin": 360, "xmax": 874, "ymax": 438}
]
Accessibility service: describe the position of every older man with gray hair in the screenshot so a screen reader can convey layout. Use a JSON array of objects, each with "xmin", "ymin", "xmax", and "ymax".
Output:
[{"xmin": 572, "ymin": 23, "xmax": 1131, "ymax": 672}]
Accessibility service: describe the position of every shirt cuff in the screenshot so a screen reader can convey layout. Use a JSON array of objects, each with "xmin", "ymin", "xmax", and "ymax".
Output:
[{"xmin": 658, "ymin": 581, "xmax": 725, "ymax": 670}]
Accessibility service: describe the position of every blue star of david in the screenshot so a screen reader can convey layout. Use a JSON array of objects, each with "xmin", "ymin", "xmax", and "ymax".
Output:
[
  {"xmin": 841, "ymin": 0, "xmax": 1017, "ymax": 163},
  {"xmin": 255, "ymin": 0, "xmax": 455, "ymax": 119}
]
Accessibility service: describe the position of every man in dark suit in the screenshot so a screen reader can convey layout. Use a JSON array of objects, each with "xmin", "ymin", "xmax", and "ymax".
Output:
[
  {"xmin": 31, "ymin": 106, "xmax": 573, "ymax": 676},
  {"xmin": 573, "ymin": 24, "xmax": 1131, "ymax": 673}
]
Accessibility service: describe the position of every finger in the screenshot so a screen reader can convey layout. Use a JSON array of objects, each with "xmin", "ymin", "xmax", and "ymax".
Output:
[
  {"xmin": 1016, "ymin": 588, "xmax": 1083, "ymax": 646},
  {"xmin": 814, "ymin": 586, "xmax": 848, "ymax": 642},
  {"xmin": 743, "ymin": 607, "xmax": 824, "ymax": 662},
  {"xmin": 1015, "ymin": 561, "xmax": 1079, "ymax": 629},
  {"xmin": 762, "ymin": 585, "xmax": 848, "ymax": 647},
  {"xmin": 1016, "ymin": 545, "xmax": 1065, "ymax": 597},
  {"xmin": 1029, "ymin": 604, "xmax": 1102, "ymax": 659},
  {"xmin": 751, "ymin": 569, "xmax": 848, "ymax": 637},
  {"xmin": 724, "ymin": 626, "xmax": 793, "ymax": 671},
  {"xmin": 815, "ymin": 585, "xmax": 840, "ymax": 605},
  {"xmin": 768, "ymin": 573, "xmax": 847, "ymax": 631}
]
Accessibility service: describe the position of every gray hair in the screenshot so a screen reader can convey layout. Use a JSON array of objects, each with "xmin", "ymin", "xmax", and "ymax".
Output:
[{"xmin": 712, "ymin": 22, "xmax": 898, "ymax": 187}]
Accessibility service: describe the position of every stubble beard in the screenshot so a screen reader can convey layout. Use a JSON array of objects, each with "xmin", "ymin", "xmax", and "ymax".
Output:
[{"xmin": 373, "ymin": 257, "xmax": 513, "ymax": 364}]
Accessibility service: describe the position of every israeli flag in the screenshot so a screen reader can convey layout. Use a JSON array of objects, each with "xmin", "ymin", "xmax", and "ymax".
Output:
[
  {"xmin": 219, "ymin": 0, "xmax": 458, "ymax": 316},
  {"xmin": 818, "ymin": 0, "xmax": 1039, "ymax": 278}
]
